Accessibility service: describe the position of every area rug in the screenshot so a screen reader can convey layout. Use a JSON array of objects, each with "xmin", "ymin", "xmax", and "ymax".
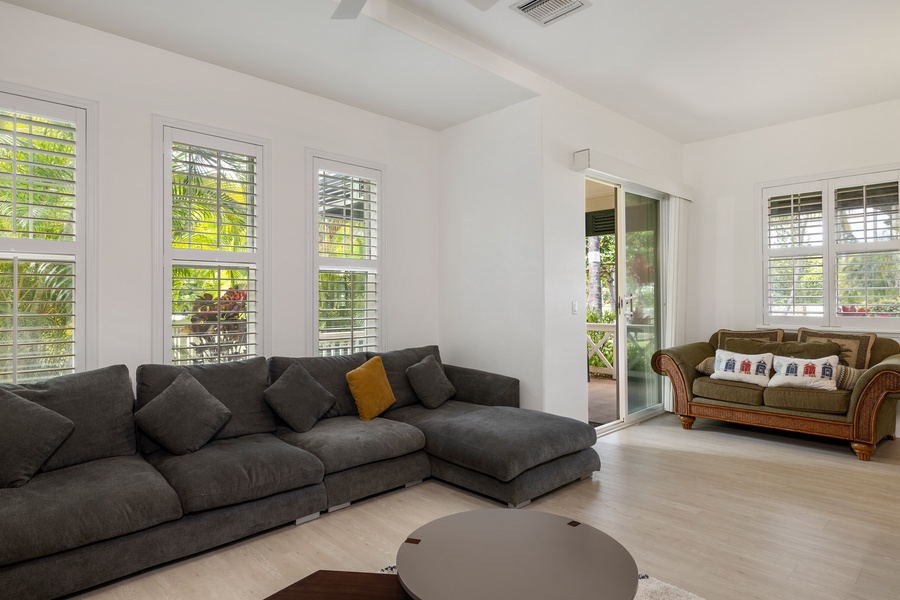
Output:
[
  {"xmin": 379, "ymin": 567, "xmax": 705, "ymax": 600},
  {"xmin": 635, "ymin": 573, "xmax": 705, "ymax": 600}
]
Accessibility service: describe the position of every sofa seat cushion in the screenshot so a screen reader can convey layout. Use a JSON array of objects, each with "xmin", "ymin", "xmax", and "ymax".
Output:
[
  {"xmin": 0, "ymin": 455, "xmax": 182, "ymax": 567},
  {"xmin": 276, "ymin": 416, "xmax": 425, "ymax": 474},
  {"xmin": 763, "ymin": 388, "xmax": 852, "ymax": 414},
  {"xmin": 385, "ymin": 401, "xmax": 598, "ymax": 482},
  {"xmin": 145, "ymin": 433, "xmax": 324, "ymax": 514},
  {"xmin": 692, "ymin": 376, "xmax": 764, "ymax": 406}
]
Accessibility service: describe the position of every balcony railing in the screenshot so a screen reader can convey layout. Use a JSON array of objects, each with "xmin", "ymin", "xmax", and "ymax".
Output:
[{"xmin": 587, "ymin": 322, "xmax": 615, "ymax": 379}]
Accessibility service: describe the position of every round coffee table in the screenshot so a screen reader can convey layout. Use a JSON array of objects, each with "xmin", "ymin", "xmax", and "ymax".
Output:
[{"xmin": 396, "ymin": 509, "xmax": 638, "ymax": 600}]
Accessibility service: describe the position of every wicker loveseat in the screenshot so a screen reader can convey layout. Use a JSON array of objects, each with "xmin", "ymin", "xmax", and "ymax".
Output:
[{"xmin": 652, "ymin": 329, "xmax": 900, "ymax": 460}]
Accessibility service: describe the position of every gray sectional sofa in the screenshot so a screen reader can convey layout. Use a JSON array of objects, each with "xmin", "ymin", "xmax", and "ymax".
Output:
[{"xmin": 0, "ymin": 345, "xmax": 600, "ymax": 599}]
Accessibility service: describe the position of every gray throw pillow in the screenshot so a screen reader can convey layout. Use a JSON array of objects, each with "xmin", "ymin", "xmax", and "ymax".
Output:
[
  {"xmin": 406, "ymin": 355, "xmax": 456, "ymax": 409},
  {"xmin": 0, "ymin": 388, "xmax": 74, "ymax": 488},
  {"xmin": 134, "ymin": 372, "xmax": 231, "ymax": 455},
  {"xmin": 264, "ymin": 363, "xmax": 336, "ymax": 432}
]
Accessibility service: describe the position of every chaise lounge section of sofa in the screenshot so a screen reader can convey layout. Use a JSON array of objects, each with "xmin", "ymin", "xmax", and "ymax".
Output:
[{"xmin": 1, "ymin": 345, "xmax": 600, "ymax": 599}]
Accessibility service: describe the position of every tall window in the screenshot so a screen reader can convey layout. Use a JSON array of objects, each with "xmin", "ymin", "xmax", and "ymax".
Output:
[
  {"xmin": 0, "ymin": 91, "xmax": 90, "ymax": 383},
  {"xmin": 161, "ymin": 126, "xmax": 263, "ymax": 365},
  {"xmin": 762, "ymin": 169, "xmax": 900, "ymax": 329},
  {"xmin": 314, "ymin": 156, "xmax": 380, "ymax": 356}
]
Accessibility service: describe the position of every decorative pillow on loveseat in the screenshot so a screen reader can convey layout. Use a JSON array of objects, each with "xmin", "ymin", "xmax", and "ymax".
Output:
[
  {"xmin": 714, "ymin": 328, "xmax": 784, "ymax": 348},
  {"xmin": 724, "ymin": 339, "xmax": 842, "ymax": 360},
  {"xmin": 134, "ymin": 372, "xmax": 232, "ymax": 454},
  {"xmin": 0, "ymin": 389, "xmax": 74, "ymax": 488},
  {"xmin": 769, "ymin": 355, "xmax": 840, "ymax": 391},
  {"xmin": 709, "ymin": 350, "xmax": 774, "ymax": 387},
  {"xmin": 264, "ymin": 362, "xmax": 336, "ymax": 432},
  {"xmin": 406, "ymin": 354, "xmax": 456, "ymax": 409},
  {"xmin": 796, "ymin": 328, "xmax": 876, "ymax": 369}
]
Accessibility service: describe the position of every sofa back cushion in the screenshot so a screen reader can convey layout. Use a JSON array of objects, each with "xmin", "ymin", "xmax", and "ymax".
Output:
[
  {"xmin": 869, "ymin": 336, "xmax": 900, "ymax": 366},
  {"xmin": 268, "ymin": 353, "xmax": 367, "ymax": 418},
  {"xmin": 710, "ymin": 329, "xmax": 784, "ymax": 348},
  {"xmin": 724, "ymin": 339, "xmax": 842, "ymax": 360},
  {"xmin": 366, "ymin": 345, "xmax": 442, "ymax": 410},
  {"xmin": 0, "ymin": 365, "xmax": 136, "ymax": 471},
  {"xmin": 136, "ymin": 357, "xmax": 273, "ymax": 454},
  {"xmin": 0, "ymin": 389, "xmax": 74, "ymax": 487}
]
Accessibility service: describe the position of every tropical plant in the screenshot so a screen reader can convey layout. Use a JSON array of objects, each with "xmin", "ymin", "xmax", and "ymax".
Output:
[
  {"xmin": 171, "ymin": 266, "xmax": 252, "ymax": 364},
  {"xmin": 170, "ymin": 142, "xmax": 255, "ymax": 252}
]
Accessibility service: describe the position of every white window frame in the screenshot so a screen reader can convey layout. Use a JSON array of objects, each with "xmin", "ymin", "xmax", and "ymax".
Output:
[
  {"xmin": 0, "ymin": 84, "xmax": 98, "ymax": 381},
  {"xmin": 307, "ymin": 150, "xmax": 385, "ymax": 356},
  {"xmin": 759, "ymin": 165, "xmax": 900, "ymax": 332},
  {"xmin": 152, "ymin": 116, "xmax": 270, "ymax": 363}
]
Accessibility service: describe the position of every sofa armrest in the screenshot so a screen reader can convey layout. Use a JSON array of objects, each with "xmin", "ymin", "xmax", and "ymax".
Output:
[
  {"xmin": 848, "ymin": 353, "xmax": 900, "ymax": 444},
  {"xmin": 651, "ymin": 342, "xmax": 715, "ymax": 413},
  {"xmin": 443, "ymin": 364, "xmax": 519, "ymax": 408}
]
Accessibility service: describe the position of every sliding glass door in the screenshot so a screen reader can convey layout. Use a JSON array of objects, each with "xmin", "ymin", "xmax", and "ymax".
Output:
[{"xmin": 618, "ymin": 191, "xmax": 662, "ymax": 416}]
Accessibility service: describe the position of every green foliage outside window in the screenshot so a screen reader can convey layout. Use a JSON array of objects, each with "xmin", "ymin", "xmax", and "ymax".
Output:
[
  {"xmin": 170, "ymin": 142, "xmax": 256, "ymax": 364},
  {"xmin": 0, "ymin": 110, "xmax": 77, "ymax": 382},
  {"xmin": 171, "ymin": 266, "xmax": 252, "ymax": 365}
]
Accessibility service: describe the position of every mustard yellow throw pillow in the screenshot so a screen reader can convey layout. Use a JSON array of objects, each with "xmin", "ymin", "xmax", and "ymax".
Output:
[{"xmin": 346, "ymin": 356, "xmax": 396, "ymax": 420}]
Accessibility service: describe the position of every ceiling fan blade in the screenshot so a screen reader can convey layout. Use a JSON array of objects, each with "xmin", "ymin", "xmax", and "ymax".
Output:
[
  {"xmin": 465, "ymin": 0, "xmax": 502, "ymax": 10},
  {"xmin": 332, "ymin": 0, "xmax": 367, "ymax": 19}
]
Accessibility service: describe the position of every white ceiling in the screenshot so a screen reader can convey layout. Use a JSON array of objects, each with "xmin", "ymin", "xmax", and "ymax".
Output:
[{"xmin": 6, "ymin": 0, "xmax": 900, "ymax": 142}]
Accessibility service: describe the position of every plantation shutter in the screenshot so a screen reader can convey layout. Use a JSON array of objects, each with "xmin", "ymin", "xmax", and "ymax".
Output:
[
  {"xmin": 0, "ymin": 92, "xmax": 85, "ymax": 383},
  {"xmin": 170, "ymin": 264, "xmax": 256, "ymax": 365},
  {"xmin": 832, "ymin": 178, "xmax": 900, "ymax": 318},
  {"xmin": 763, "ymin": 186, "xmax": 825, "ymax": 322},
  {"xmin": 171, "ymin": 142, "xmax": 257, "ymax": 252},
  {"xmin": 164, "ymin": 127, "xmax": 261, "ymax": 365},
  {"xmin": 762, "ymin": 171, "xmax": 900, "ymax": 328},
  {"xmin": 314, "ymin": 157, "xmax": 380, "ymax": 356}
]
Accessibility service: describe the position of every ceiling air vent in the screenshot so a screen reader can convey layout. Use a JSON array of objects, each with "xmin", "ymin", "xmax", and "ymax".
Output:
[{"xmin": 512, "ymin": 0, "xmax": 591, "ymax": 27}]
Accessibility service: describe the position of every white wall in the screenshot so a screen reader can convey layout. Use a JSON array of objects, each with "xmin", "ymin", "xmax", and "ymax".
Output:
[
  {"xmin": 683, "ymin": 99, "xmax": 900, "ymax": 342},
  {"xmin": 539, "ymin": 90, "xmax": 685, "ymax": 420},
  {"xmin": 1, "ymin": 2, "xmax": 441, "ymax": 377},
  {"xmin": 5, "ymin": 2, "xmax": 696, "ymax": 421},
  {"xmin": 438, "ymin": 99, "xmax": 545, "ymax": 409},
  {"xmin": 437, "ymin": 85, "xmax": 686, "ymax": 419},
  {"xmin": 368, "ymin": 0, "xmax": 689, "ymax": 418}
]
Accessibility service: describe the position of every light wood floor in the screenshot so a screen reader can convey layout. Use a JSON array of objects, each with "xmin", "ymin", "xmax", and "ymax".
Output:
[{"xmin": 75, "ymin": 412, "xmax": 900, "ymax": 600}]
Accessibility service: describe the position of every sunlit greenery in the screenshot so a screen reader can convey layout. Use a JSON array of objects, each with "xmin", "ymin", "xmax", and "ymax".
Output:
[
  {"xmin": 169, "ymin": 143, "xmax": 256, "ymax": 364},
  {"xmin": 318, "ymin": 170, "xmax": 377, "ymax": 356},
  {"xmin": 171, "ymin": 143, "xmax": 255, "ymax": 252},
  {"xmin": 0, "ymin": 110, "xmax": 77, "ymax": 382},
  {"xmin": 171, "ymin": 266, "xmax": 252, "ymax": 365}
]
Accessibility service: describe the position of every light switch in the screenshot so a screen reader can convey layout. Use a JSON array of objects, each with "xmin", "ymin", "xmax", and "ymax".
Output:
[{"xmin": 571, "ymin": 300, "xmax": 578, "ymax": 315}]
